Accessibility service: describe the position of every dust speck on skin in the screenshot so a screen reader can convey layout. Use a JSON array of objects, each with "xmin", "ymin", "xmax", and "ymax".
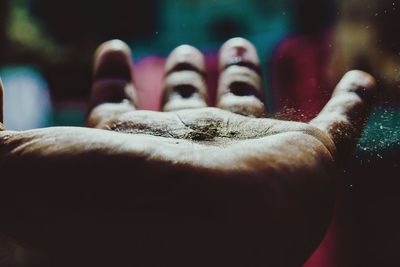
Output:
[
  {"xmin": 273, "ymin": 107, "xmax": 310, "ymax": 122},
  {"xmin": 274, "ymin": 105, "xmax": 399, "ymax": 166}
]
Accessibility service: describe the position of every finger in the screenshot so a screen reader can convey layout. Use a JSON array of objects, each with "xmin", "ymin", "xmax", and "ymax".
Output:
[
  {"xmin": 88, "ymin": 39, "xmax": 137, "ymax": 128},
  {"xmin": 216, "ymin": 37, "xmax": 266, "ymax": 118},
  {"xmin": 0, "ymin": 78, "xmax": 3, "ymax": 126},
  {"xmin": 162, "ymin": 45, "xmax": 209, "ymax": 112},
  {"xmin": 310, "ymin": 70, "xmax": 377, "ymax": 158}
]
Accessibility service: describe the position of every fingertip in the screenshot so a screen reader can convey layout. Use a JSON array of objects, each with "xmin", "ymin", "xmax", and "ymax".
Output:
[
  {"xmin": 164, "ymin": 44, "xmax": 206, "ymax": 75},
  {"xmin": 219, "ymin": 37, "xmax": 260, "ymax": 71},
  {"xmin": 342, "ymin": 70, "xmax": 376, "ymax": 87},
  {"xmin": 93, "ymin": 39, "xmax": 133, "ymax": 81},
  {"xmin": 219, "ymin": 37, "xmax": 257, "ymax": 53},
  {"xmin": 336, "ymin": 70, "xmax": 377, "ymax": 100},
  {"xmin": 95, "ymin": 39, "xmax": 132, "ymax": 60}
]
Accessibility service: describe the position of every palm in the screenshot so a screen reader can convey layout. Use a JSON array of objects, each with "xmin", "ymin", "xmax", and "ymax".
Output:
[
  {"xmin": 0, "ymin": 38, "xmax": 375, "ymax": 267},
  {"xmin": 96, "ymin": 106, "xmax": 334, "ymax": 166}
]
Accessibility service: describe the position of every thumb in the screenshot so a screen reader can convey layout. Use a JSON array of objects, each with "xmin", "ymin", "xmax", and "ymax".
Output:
[{"xmin": 310, "ymin": 70, "xmax": 376, "ymax": 159}]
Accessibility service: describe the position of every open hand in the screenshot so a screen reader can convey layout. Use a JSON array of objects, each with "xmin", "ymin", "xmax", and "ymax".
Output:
[{"xmin": 0, "ymin": 38, "xmax": 376, "ymax": 267}]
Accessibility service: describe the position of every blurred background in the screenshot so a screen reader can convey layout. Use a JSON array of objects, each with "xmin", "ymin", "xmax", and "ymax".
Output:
[{"xmin": 0, "ymin": 0, "xmax": 399, "ymax": 266}]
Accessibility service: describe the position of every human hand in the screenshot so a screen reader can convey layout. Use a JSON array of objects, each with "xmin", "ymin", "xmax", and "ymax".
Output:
[{"xmin": 0, "ymin": 38, "xmax": 376, "ymax": 267}]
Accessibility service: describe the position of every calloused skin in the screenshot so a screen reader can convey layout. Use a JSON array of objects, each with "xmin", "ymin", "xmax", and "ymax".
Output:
[{"xmin": 0, "ymin": 38, "xmax": 375, "ymax": 267}]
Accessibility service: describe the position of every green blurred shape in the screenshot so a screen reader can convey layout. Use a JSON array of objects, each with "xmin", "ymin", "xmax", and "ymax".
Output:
[{"xmin": 356, "ymin": 106, "xmax": 400, "ymax": 162}]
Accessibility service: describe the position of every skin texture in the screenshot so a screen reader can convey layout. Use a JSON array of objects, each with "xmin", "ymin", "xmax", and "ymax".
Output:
[{"xmin": 0, "ymin": 38, "xmax": 376, "ymax": 267}]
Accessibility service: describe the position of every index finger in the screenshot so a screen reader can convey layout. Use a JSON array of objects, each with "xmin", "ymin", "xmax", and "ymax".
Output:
[
  {"xmin": 310, "ymin": 70, "xmax": 377, "ymax": 159},
  {"xmin": 87, "ymin": 40, "xmax": 137, "ymax": 128}
]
